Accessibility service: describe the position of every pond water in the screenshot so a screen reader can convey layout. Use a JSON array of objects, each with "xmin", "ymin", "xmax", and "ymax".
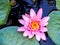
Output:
[{"xmin": 5, "ymin": 0, "xmax": 56, "ymax": 45}]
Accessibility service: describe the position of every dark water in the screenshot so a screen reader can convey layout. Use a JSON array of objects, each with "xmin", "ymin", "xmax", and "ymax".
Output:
[{"xmin": 2, "ymin": 0, "xmax": 57, "ymax": 45}]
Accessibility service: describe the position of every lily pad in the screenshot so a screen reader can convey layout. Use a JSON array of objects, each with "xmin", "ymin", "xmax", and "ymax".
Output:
[
  {"xmin": 47, "ymin": 11, "xmax": 60, "ymax": 45},
  {"xmin": 0, "ymin": 26, "xmax": 39, "ymax": 45},
  {"xmin": 0, "ymin": 0, "xmax": 10, "ymax": 25},
  {"xmin": 56, "ymin": 0, "xmax": 60, "ymax": 10}
]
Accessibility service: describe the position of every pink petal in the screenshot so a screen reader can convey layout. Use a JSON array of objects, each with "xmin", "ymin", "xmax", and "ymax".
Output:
[
  {"xmin": 30, "ymin": 9, "xmax": 36, "ymax": 18},
  {"xmin": 25, "ymin": 13, "xmax": 29, "ymax": 16},
  {"xmin": 28, "ymin": 32, "xmax": 34, "ymax": 38},
  {"xmin": 37, "ymin": 8, "xmax": 43, "ymax": 19},
  {"xmin": 40, "ymin": 33, "xmax": 46, "ymax": 40},
  {"xmin": 22, "ymin": 15, "xmax": 29, "ymax": 21},
  {"xmin": 42, "ymin": 16, "xmax": 50, "ymax": 22},
  {"xmin": 32, "ymin": 31, "xmax": 37, "ymax": 34},
  {"xmin": 41, "ymin": 16, "xmax": 50, "ymax": 26},
  {"xmin": 40, "ymin": 27, "xmax": 48, "ymax": 32},
  {"xmin": 25, "ymin": 13, "xmax": 30, "ymax": 18},
  {"xmin": 17, "ymin": 27, "xmax": 25, "ymax": 32},
  {"xmin": 18, "ymin": 19, "xmax": 25, "ymax": 25},
  {"xmin": 25, "ymin": 13, "xmax": 29, "ymax": 15},
  {"xmin": 35, "ymin": 32, "xmax": 41, "ymax": 41},
  {"xmin": 23, "ymin": 30, "xmax": 29, "ymax": 37},
  {"xmin": 41, "ymin": 21, "xmax": 48, "ymax": 26}
]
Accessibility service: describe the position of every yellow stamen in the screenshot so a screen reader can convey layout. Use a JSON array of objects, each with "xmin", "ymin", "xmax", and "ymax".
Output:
[{"xmin": 30, "ymin": 21, "xmax": 40, "ymax": 30}]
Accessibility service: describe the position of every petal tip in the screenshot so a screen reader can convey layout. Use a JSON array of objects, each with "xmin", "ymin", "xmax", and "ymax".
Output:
[
  {"xmin": 30, "ymin": 8, "xmax": 36, "ymax": 17},
  {"xmin": 23, "ymin": 33, "xmax": 27, "ymax": 37},
  {"xmin": 30, "ymin": 8, "xmax": 35, "ymax": 13},
  {"xmin": 42, "ymin": 37, "xmax": 46, "ymax": 41},
  {"xmin": 39, "ymin": 8, "xmax": 42, "ymax": 11},
  {"xmin": 18, "ymin": 19, "xmax": 20, "ymax": 22},
  {"xmin": 18, "ymin": 19, "xmax": 25, "ymax": 25},
  {"xmin": 17, "ymin": 27, "xmax": 20, "ymax": 32},
  {"xmin": 36, "ymin": 38, "xmax": 41, "ymax": 41},
  {"xmin": 37, "ymin": 8, "xmax": 43, "ymax": 19}
]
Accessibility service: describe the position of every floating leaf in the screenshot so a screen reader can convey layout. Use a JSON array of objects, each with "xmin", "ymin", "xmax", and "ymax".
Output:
[
  {"xmin": 0, "ymin": 26, "xmax": 39, "ymax": 45},
  {"xmin": 56, "ymin": 0, "xmax": 60, "ymax": 10},
  {"xmin": 47, "ymin": 11, "xmax": 60, "ymax": 45},
  {"xmin": 0, "ymin": 0, "xmax": 10, "ymax": 25}
]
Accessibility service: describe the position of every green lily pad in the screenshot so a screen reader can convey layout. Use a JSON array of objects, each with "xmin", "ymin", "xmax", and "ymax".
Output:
[
  {"xmin": 56, "ymin": 0, "xmax": 60, "ymax": 10},
  {"xmin": 47, "ymin": 11, "xmax": 60, "ymax": 45},
  {"xmin": 0, "ymin": 26, "xmax": 39, "ymax": 45},
  {"xmin": 0, "ymin": 0, "xmax": 10, "ymax": 25}
]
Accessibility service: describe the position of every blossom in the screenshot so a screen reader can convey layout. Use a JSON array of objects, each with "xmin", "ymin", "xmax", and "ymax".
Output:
[{"xmin": 17, "ymin": 8, "xmax": 49, "ymax": 41}]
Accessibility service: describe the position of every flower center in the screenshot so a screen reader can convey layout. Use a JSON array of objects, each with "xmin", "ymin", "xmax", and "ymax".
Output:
[{"xmin": 30, "ymin": 21, "xmax": 40, "ymax": 30}]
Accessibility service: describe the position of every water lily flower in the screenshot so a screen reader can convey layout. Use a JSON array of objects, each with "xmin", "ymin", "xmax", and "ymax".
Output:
[{"xmin": 17, "ymin": 8, "xmax": 49, "ymax": 41}]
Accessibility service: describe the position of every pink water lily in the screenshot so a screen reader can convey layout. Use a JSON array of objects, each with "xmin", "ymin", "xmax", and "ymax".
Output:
[{"xmin": 17, "ymin": 8, "xmax": 50, "ymax": 41}]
